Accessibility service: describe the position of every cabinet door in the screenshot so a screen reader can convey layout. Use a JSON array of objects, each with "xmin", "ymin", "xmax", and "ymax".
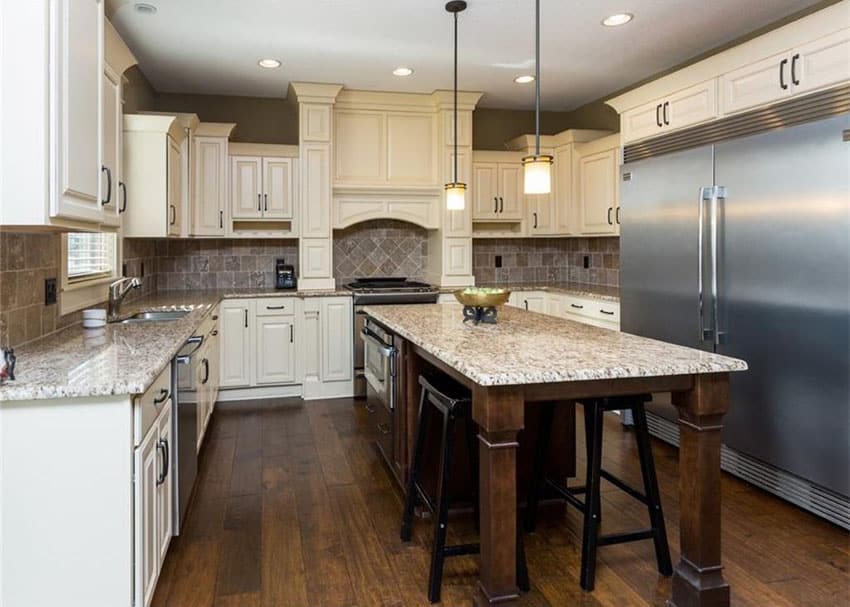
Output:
[
  {"xmin": 720, "ymin": 50, "xmax": 792, "ymax": 115},
  {"xmin": 794, "ymin": 29, "xmax": 850, "ymax": 96},
  {"xmin": 578, "ymin": 149, "xmax": 619, "ymax": 235},
  {"xmin": 255, "ymin": 315, "xmax": 296, "ymax": 385},
  {"xmin": 666, "ymin": 80, "xmax": 717, "ymax": 131},
  {"xmin": 472, "ymin": 163, "xmax": 499, "ymax": 219},
  {"xmin": 156, "ymin": 400, "xmax": 173, "ymax": 565},
  {"xmin": 321, "ymin": 297, "xmax": 353, "ymax": 382},
  {"xmin": 167, "ymin": 138, "xmax": 182, "ymax": 236},
  {"xmin": 134, "ymin": 423, "xmax": 159, "ymax": 607},
  {"xmin": 230, "ymin": 156, "xmax": 263, "ymax": 219},
  {"xmin": 519, "ymin": 293, "xmax": 546, "ymax": 313},
  {"xmin": 193, "ymin": 137, "xmax": 226, "ymax": 236},
  {"xmin": 497, "ymin": 163, "xmax": 524, "ymax": 219},
  {"xmin": 621, "ymin": 99, "xmax": 665, "ymax": 144},
  {"xmin": 554, "ymin": 146, "xmax": 574, "ymax": 233},
  {"xmin": 263, "ymin": 157, "xmax": 293, "ymax": 218},
  {"xmin": 526, "ymin": 192, "xmax": 555, "ymax": 235},
  {"xmin": 52, "ymin": 0, "xmax": 104, "ymax": 222},
  {"xmin": 100, "ymin": 65, "xmax": 121, "ymax": 226},
  {"xmin": 220, "ymin": 301, "xmax": 252, "ymax": 387}
]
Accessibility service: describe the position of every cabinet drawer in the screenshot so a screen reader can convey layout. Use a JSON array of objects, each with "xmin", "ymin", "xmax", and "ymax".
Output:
[
  {"xmin": 134, "ymin": 365, "xmax": 172, "ymax": 446},
  {"xmin": 254, "ymin": 297, "xmax": 296, "ymax": 316},
  {"xmin": 560, "ymin": 295, "xmax": 620, "ymax": 324}
]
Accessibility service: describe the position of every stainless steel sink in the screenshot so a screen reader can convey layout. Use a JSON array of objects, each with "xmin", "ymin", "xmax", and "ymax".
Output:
[{"xmin": 117, "ymin": 310, "xmax": 190, "ymax": 323}]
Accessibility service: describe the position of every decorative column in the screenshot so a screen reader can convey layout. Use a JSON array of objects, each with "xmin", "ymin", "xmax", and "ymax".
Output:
[
  {"xmin": 428, "ymin": 90, "xmax": 482, "ymax": 287},
  {"xmin": 289, "ymin": 82, "xmax": 343, "ymax": 291}
]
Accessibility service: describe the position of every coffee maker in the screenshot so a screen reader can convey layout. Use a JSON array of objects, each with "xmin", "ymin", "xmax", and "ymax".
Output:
[{"xmin": 275, "ymin": 259, "xmax": 297, "ymax": 290}]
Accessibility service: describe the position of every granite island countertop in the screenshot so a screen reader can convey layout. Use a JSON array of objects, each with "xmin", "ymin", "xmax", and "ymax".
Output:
[
  {"xmin": 0, "ymin": 288, "xmax": 351, "ymax": 402},
  {"xmin": 440, "ymin": 282, "xmax": 620, "ymax": 302},
  {"xmin": 362, "ymin": 303, "xmax": 746, "ymax": 386}
]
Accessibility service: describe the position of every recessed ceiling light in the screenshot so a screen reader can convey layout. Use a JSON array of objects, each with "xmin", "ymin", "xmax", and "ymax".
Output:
[
  {"xmin": 257, "ymin": 58, "xmax": 282, "ymax": 69},
  {"xmin": 514, "ymin": 75, "xmax": 535, "ymax": 84},
  {"xmin": 393, "ymin": 67, "xmax": 414, "ymax": 77},
  {"xmin": 133, "ymin": 3, "xmax": 157, "ymax": 14},
  {"xmin": 602, "ymin": 13, "xmax": 633, "ymax": 27}
]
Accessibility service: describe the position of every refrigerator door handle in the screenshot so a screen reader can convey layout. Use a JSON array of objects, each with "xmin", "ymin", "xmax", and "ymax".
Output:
[
  {"xmin": 698, "ymin": 186, "xmax": 713, "ymax": 342},
  {"xmin": 710, "ymin": 185, "xmax": 728, "ymax": 346}
]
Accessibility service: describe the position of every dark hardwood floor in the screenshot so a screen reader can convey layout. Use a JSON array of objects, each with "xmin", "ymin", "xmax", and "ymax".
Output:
[{"xmin": 152, "ymin": 398, "xmax": 850, "ymax": 607}]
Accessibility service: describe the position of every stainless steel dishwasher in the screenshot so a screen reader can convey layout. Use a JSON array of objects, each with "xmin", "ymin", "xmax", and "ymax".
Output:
[{"xmin": 171, "ymin": 334, "xmax": 203, "ymax": 535}]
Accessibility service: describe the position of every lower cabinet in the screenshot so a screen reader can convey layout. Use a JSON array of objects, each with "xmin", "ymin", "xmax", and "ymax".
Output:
[
  {"xmin": 509, "ymin": 292, "xmax": 546, "ymax": 313},
  {"xmin": 219, "ymin": 300, "xmax": 253, "ymax": 388},
  {"xmin": 502, "ymin": 290, "xmax": 620, "ymax": 330},
  {"xmin": 134, "ymin": 398, "xmax": 173, "ymax": 607},
  {"xmin": 256, "ymin": 314, "xmax": 296, "ymax": 385}
]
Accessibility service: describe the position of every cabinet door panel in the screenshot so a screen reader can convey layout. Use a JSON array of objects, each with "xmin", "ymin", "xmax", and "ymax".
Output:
[
  {"xmin": 321, "ymin": 298, "xmax": 352, "ymax": 382},
  {"xmin": 795, "ymin": 29, "xmax": 850, "ymax": 95},
  {"xmin": 386, "ymin": 113, "xmax": 436, "ymax": 185},
  {"xmin": 335, "ymin": 111, "xmax": 385, "ymax": 183},
  {"xmin": 472, "ymin": 163, "xmax": 498, "ymax": 219},
  {"xmin": 53, "ymin": 0, "xmax": 103, "ymax": 221},
  {"xmin": 220, "ymin": 302, "xmax": 252, "ymax": 387},
  {"xmin": 497, "ymin": 163, "xmax": 524, "ymax": 219},
  {"xmin": 134, "ymin": 424, "xmax": 159, "ymax": 607},
  {"xmin": 193, "ymin": 138, "xmax": 226, "ymax": 235},
  {"xmin": 721, "ymin": 50, "xmax": 791, "ymax": 115},
  {"xmin": 263, "ymin": 157, "xmax": 293, "ymax": 218},
  {"xmin": 167, "ymin": 138, "xmax": 182, "ymax": 236},
  {"xmin": 256, "ymin": 316, "xmax": 296, "ymax": 385},
  {"xmin": 156, "ymin": 401, "xmax": 173, "ymax": 564},
  {"xmin": 578, "ymin": 149, "xmax": 618, "ymax": 235},
  {"xmin": 527, "ymin": 192, "xmax": 555, "ymax": 235},
  {"xmin": 100, "ymin": 66, "xmax": 120, "ymax": 226},
  {"xmin": 667, "ymin": 80, "xmax": 717, "ymax": 131},
  {"xmin": 230, "ymin": 156, "xmax": 263, "ymax": 219},
  {"xmin": 554, "ymin": 146, "xmax": 574, "ymax": 233},
  {"xmin": 621, "ymin": 99, "xmax": 665, "ymax": 144},
  {"xmin": 300, "ymin": 144, "xmax": 331, "ymax": 237}
]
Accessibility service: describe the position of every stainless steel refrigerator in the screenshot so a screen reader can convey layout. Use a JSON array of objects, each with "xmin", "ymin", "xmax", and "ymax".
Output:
[{"xmin": 620, "ymin": 111, "xmax": 850, "ymax": 505}]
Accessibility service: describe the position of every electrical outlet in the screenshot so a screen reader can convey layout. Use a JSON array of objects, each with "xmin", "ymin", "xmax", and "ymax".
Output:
[
  {"xmin": 44, "ymin": 278, "xmax": 57, "ymax": 305},
  {"xmin": 122, "ymin": 262, "xmax": 128, "ymax": 277},
  {"xmin": 495, "ymin": 255, "xmax": 502, "ymax": 268},
  {"xmin": 583, "ymin": 255, "xmax": 590, "ymax": 269},
  {"xmin": 141, "ymin": 262, "xmax": 145, "ymax": 277}
]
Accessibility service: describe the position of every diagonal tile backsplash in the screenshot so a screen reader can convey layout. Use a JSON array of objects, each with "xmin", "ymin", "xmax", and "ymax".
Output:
[{"xmin": 333, "ymin": 220, "xmax": 429, "ymax": 286}]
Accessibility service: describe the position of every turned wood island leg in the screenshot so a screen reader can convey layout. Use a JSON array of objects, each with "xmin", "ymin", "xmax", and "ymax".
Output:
[
  {"xmin": 472, "ymin": 385, "xmax": 525, "ymax": 607},
  {"xmin": 670, "ymin": 373, "xmax": 731, "ymax": 607}
]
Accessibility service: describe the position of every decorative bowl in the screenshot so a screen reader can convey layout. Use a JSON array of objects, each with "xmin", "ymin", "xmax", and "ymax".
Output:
[{"xmin": 453, "ymin": 288, "xmax": 511, "ymax": 308}]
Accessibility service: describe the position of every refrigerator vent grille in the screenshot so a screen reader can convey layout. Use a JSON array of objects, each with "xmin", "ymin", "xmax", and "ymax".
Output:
[
  {"xmin": 642, "ymin": 412, "xmax": 850, "ymax": 530},
  {"xmin": 624, "ymin": 85, "xmax": 850, "ymax": 163}
]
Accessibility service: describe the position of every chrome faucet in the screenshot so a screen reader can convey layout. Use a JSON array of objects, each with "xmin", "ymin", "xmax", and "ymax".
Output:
[{"xmin": 108, "ymin": 277, "xmax": 142, "ymax": 322}]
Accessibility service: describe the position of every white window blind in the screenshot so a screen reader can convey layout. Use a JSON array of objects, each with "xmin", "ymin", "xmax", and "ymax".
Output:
[{"xmin": 66, "ymin": 233, "xmax": 116, "ymax": 281}]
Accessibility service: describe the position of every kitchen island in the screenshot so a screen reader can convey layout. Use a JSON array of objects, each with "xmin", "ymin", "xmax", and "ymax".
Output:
[{"xmin": 362, "ymin": 303, "xmax": 747, "ymax": 607}]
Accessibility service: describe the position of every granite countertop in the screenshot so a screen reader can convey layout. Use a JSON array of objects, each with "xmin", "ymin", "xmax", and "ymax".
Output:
[
  {"xmin": 0, "ymin": 288, "xmax": 351, "ymax": 402},
  {"xmin": 440, "ymin": 282, "xmax": 620, "ymax": 302},
  {"xmin": 362, "ymin": 303, "xmax": 747, "ymax": 387}
]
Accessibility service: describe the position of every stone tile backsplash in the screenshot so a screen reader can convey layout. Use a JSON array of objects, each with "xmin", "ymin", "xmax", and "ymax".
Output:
[
  {"xmin": 138, "ymin": 238, "xmax": 299, "ymax": 290},
  {"xmin": 473, "ymin": 237, "xmax": 619, "ymax": 287},
  {"xmin": 333, "ymin": 220, "xmax": 429, "ymax": 287}
]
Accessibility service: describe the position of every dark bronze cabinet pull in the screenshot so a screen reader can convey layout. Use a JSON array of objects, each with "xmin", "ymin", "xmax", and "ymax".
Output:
[
  {"xmin": 119, "ymin": 181, "xmax": 127, "ymax": 213},
  {"xmin": 266, "ymin": 305, "xmax": 286, "ymax": 310},
  {"xmin": 600, "ymin": 309, "xmax": 615, "ymax": 316},
  {"xmin": 156, "ymin": 441, "xmax": 165, "ymax": 486},
  {"xmin": 533, "ymin": 212, "xmax": 538, "ymax": 229},
  {"xmin": 570, "ymin": 303, "xmax": 584, "ymax": 309},
  {"xmin": 257, "ymin": 193, "xmax": 262, "ymax": 211},
  {"xmin": 499, "ymin": 197, "xmax": 504, "ymax": 213},
  {"xmin": 289, "ymin": 324, "xmax": 294, "ymax": 343},
  {"xmin": 153, "ymin": 388, "xmax": 169, "ymax": 404},
  {"xmin": 244, "ymin": 309, "xmax": 248, "ymax": 328},
  {"xmin": 101, "ymin": 166, "xmax": 112, "ymax": 206},
  {"xmin": 656, "ymin": 104, "xmax": 662, "ymax": 127},
  {"xmin": 791, "ymin": 53, "xmax": 800, "ymax": 86},
  {"xmin": 663, "ymin": 102, "xmax": 670, "ymax": 126},
  {"xmin": 607, "ymin": 207, "xmax": 613, "ymax": 225},
  {"xmin": 169, "ymin": 205, "xmax": 176, "ymax": 225},
  {"xmin": 264, "ymin": 193, "xmax": 268, "ymax": 212},
  {"xmin": 494, "ymin": 196, "xmax": 498, "ymax": 213},
  {"xmin": 779, "ymin": 58, "xmax": 789, "ymax": 90},
  {"xmin": 219, "ymin": 210, "xmax": 223, "ymax": 229},
  {"xmin": 524, "ymin": 300, "xmax": 529, "ymax": 310},
  {"xmin": 616, "ymin": 207, "xmax": 621, "ymax": 224},
  {"xmin": 201, "ymin": 358, "xmax": 210, "ymax": 384}
]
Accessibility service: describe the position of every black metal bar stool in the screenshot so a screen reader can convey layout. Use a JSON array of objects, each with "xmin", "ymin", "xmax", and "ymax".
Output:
[
  {"xmin": 401, "ymin": 373, "xmax": 530, "ymax": 603},
  {"xmin": 524, "ymin": 395, "xmax": 672, "ymax": 591}
]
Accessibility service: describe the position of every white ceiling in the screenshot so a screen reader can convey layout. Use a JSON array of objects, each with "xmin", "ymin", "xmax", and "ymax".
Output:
[{"xmin": 109, "ymin": 0, "xmax": 823, "ymax": 110}]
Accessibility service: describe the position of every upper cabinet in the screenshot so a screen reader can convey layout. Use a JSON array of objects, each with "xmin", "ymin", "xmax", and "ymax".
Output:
[
  {"xmin": 1, "ymin": 0, "xmax": 110, "ymax": 228},
  {"xmin": 228, "ymin": 143, "xmax": 298, "ymax": 236},
  {"xmin": 721, "ymin": 29, "xmax": 850, "ymax": 115},
  {"xmin": 334, "ymin": 110, "xmax": 437, "ymax": 187},
  {"xmin": 609, "ymin": 4, "xmax": 850, "ymax": 144},
  {"xmin": 575, "ymin": 138, "xmax": 620, "ymax": 236},
  {"xmin": 100, "ymin": 64, "xmax": 123, "ymax": 228},
  {"xmin": 122, "ymin": 115, "xmax": 186, "ymax": 238},
  {"xmin": 621, "ymin": 80, "xmax": 717, "ymax": 144},
  {"xmin": 192, "ymin": 123, "xmax": 236, "ymax": 237}
]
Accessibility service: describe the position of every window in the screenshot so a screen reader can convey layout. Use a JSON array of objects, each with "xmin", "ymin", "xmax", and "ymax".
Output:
[
  {"xmin": 66, "ymin": 233, "xmax": 116, "ymax": 282},
  {"xmin": 61, "ymin": 232, "xmax": 120, "ymax": 314}
]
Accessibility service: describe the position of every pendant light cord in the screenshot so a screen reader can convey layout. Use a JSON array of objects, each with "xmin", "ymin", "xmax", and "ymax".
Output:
[
  {"xmin": 453, "ymin": 8, "xmax": 459, "ymax": 185},
  {"xmin": 534, "ymin": 0, "xmax": 540, "ymax": 157}
]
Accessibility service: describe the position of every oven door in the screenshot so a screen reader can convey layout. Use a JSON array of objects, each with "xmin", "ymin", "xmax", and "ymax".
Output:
[{"xmin": 362, "ymin": 321, "xmax": 396, "ymax": 411}]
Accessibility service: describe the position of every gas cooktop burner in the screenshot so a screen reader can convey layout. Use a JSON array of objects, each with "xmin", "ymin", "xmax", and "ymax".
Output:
[{"xmin": 345, "ymin": 277, "xmax": 439, "ymax": 305}]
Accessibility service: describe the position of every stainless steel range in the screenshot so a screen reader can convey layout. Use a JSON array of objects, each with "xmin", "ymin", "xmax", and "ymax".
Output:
[{"xmin": 345, "ymin": 277, "xmax": 439, "ymax": 396}]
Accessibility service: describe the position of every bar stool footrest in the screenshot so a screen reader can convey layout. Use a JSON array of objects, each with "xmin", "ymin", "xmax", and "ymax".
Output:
[
  {"xmin": 598, "ymin": 529, "xmax": 656, "ymax": 546},
  {"xmin": 600, "ymin": 469, "xmax": 649, "ymax": 504},
  {"xmin": 443, "ymin": 542, "xmax": 480, "ymax": 557}
]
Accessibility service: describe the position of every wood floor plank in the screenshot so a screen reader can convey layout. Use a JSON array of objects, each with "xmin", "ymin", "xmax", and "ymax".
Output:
[{"xmin": 153, "ymin": 398, "xmax": 850, "ymax": 607}]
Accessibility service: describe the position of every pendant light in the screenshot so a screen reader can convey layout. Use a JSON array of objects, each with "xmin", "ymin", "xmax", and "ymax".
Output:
[
  {"xmin": 445, "ymin": 0, "xmax": 467, "ymax": 210},
  {"xmin": 523, "ymin": 0, "xmax": 553, "ymax": 195}
]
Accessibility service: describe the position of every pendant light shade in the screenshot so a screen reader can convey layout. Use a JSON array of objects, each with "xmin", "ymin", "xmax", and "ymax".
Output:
[
  {"xmin": 524, "ymin": 0, "xmax": 553, "ymax": 195},
  {"xmin": 445, "ymin": 182, "xmax": 467, "ymax": 210},
  {"xmin": 445, "ymin": 0, "xmax": 467, "ymax": 210}
]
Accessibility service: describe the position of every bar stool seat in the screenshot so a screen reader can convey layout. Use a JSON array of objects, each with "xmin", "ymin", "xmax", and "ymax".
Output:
[
  {"xmin": 400, "ymin": 373, "xmax": 529, "ymax": 603},
  {"xmin": 525, "ymin": 395, "xmax": 672, "ymax": 592}
]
